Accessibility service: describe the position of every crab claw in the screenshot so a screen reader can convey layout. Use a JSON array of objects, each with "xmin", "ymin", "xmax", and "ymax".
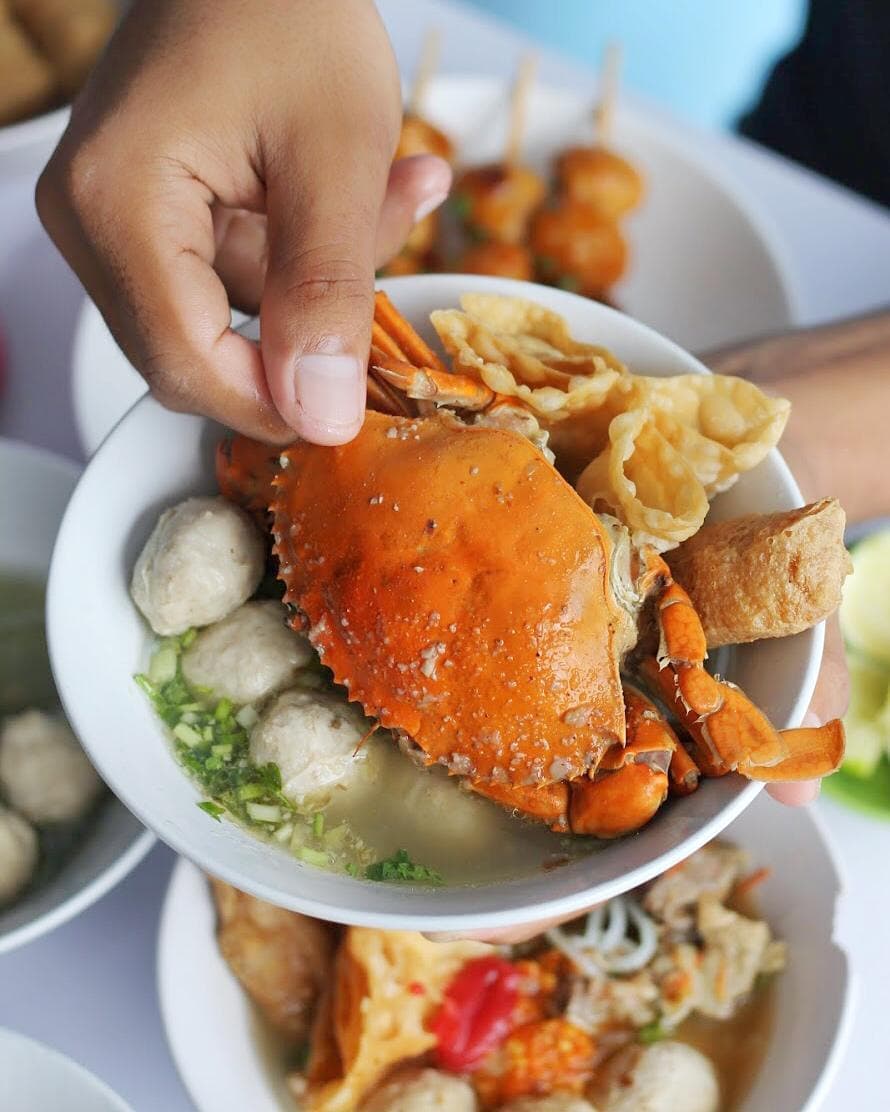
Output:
[
  {"xmin": 569, "ymin": 763, "xmax": 668, "ymax": 839},
  {"xmin": 470, "ymin": 780, "xmax": 570, "ymax": 832},
  {"xmin": 568, "ymin": 687, "xmax": 679, "ymax": 838}
]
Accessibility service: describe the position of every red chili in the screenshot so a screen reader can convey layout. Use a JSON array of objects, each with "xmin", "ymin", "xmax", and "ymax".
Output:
[{"xmin": 432, "ymin": 955, "xmax": 520, "ymax": 1071}]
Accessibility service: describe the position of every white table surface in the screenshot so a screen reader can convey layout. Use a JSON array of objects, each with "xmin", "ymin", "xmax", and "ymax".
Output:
[{"xmin": 1, "ymin": 1, "xmax": 888, "ymax": 1108}]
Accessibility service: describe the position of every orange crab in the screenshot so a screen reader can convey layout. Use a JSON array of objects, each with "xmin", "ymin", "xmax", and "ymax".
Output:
[{"xmin": 215, "ymin": 293, "xmax": 844, "ymax": 839}]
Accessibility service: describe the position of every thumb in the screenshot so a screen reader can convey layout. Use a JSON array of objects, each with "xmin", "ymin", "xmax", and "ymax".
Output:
[{"xmin": 260, "ymin": 127, "xmax": 393, "ymax": 445}]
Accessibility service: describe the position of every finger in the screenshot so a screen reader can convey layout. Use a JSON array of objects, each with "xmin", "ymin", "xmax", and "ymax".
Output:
[
  {"xmin": 766, "ymin": 778, "xmax": 821, "ymax": 805},
  {"xmin": 425, "ymin": 903, "xmax": 603, "ymax": 945},
  {"xmin": 41, "ymin": 156, "xmax": 292, "ymax": 444},
  {"xmin": 375, "ymin": 154, "xmax": 451, "ymax": 267},
  {"xmin": 807, "ymin": 616, "xmax": 850, "ymax": 724},
  {"xmin": 212, "ymin": 156, "xmax": 451, "ymax": 317},
  {"xmin": 260, "ymin": 111, "xmax": 398, "ymax": 446},
  {"xmin": 213, "ymin": 208, "xmax": 268, "ymax": 315}
]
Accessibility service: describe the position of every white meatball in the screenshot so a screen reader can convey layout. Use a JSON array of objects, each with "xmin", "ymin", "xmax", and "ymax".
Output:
[
  {"xmin": 182, "ymin": 601, "xmax": 314, "ymax": 705},
  {"xmin": 0, "ymin": 710, "xmax": 102, "ymax": 824},
  {"xmin": 249, "ymin": 689, "xmax": 370, "ymax": 805},
  {"xmin": 131, "ymin": 496, "xmax": 265, "ymax": 636},
  {"xmin": 597, "ymin": 1043, "xmax": 719, "ymax": 1112},
  {"xmin": 500, "ymin": 1097, "xmax": 599, "ymax": 1112},
  {"xmin": 0, "ymin": 806, "xmax": 38, "ymax": 905},
  {"xmin": 361, "ymin": 1069, "xmax": 477, "ymax": 1112}
]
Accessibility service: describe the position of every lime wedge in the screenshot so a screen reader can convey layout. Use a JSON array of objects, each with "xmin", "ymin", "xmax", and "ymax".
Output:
[
  {"xmin": 842, "ymin": 715, "xmax": 886, "ymax": 779},
  {"xmin": 847, "ymin": 651, "xmax": 890, "ymax": 717},
  {"xmin": 841, "ymin": 530, "xmax": 890, "ymax": 664}
]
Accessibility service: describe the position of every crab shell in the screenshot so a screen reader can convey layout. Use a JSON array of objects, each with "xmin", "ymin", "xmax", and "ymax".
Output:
[{"xmin": 271, "ymin": 410, "xmax": 637, "ymax": 787}]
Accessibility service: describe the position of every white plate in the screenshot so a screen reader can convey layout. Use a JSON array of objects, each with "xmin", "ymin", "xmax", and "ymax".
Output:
[
  {"xmin": 71, "ymin": 74, "xmax": 795, "ymax": 457},
  {"xmin": 0, "ymin": 438, "xmax": 154, "ymax": 954},
  {"xmin": 0, "ymin": 1027, "xmax": 134, "ymax": 1111},
  {"xmin": 157, "ymin": 793, "xmax": 852, "ymax": 1112},
  {"xmin": 47, "ymin": 274, "xmax": 822, "ymax": 932}
]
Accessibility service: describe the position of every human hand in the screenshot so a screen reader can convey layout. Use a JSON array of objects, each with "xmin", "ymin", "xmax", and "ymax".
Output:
[{"xmin": 37, "ymin": 0, "xmax": 451, "ymax": 445}]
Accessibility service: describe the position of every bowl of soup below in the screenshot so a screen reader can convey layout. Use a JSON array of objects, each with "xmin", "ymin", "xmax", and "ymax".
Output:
[
  {"xmin": 156, "ymin": 796, "xmax": 852, "ymax": 1112},
  {"xmin": 46, "ymin": 276, "xmax": 823, "ymax": 932},
  {"xmin": 0, "ymin": 438, "xmax": 154, "ymax": 953}
]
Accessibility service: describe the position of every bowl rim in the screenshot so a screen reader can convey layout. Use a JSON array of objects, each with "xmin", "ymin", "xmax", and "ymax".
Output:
[
  {"xmin": 0, "ymin": 436, "xmax": 156, "ymax": 956},
  {"xmin": 46, "ymin": 276, "xmax": 823, "ymax": 930},
  {"xmin": 0, "ymin": 1026, "xmax": 135, "ymax": 1111}
]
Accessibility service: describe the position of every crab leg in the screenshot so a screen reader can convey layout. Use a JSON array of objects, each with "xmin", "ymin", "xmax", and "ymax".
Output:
[
  {"xmin": 652, "ymin": 577, "xmax": 845, "ymax": 780},
  {"xmin": 372, "ymin": 358, "xmax": 496, "ymax": 410},
  {"xmin": 373, "ymin": 290, "xmax": 449, "ymax": 373},
  {"xmin": 669, "ymin": 743, "xmax": 700, "ymax": 796}
]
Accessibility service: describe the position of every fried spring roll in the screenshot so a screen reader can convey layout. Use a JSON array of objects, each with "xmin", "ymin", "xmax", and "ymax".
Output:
[
  {"xmin": 0, "ymin": 12, "xmax": 55, "ymax": 125},
  {"xmin": 12, "ymin": 0, "xmax": 116, "ymax": 96},
  {"xmin": 667, "ymin": 498, "xmax": 851, "ymax": 649}
]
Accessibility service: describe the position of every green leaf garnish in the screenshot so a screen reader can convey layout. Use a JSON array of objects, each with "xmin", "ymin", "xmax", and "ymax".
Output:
[
  {"xmin": 198, "ymin": 801, "xmax": 225, "ymax": 821},
  {"xmin": 364, "ymin": 848, "xmax": 443, "ymax": 885},
  {"xmin": 638, "ymin": 1018, "xmax": 667, "ymax": 1044}
]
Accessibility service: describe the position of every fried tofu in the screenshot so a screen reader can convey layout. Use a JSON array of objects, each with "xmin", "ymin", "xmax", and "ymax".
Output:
[{"xmin": 666, "ymin": 498, "xmax": 851, "ymax": 648}]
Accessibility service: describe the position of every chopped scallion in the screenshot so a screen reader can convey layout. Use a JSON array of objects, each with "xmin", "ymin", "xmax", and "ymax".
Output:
[
  {"xmin": 173, "ymin": 722, "xmax": 203, "ymax": 748},
  {"xmin": 245, "ymin": 802, "xmax": 282, "ymax": 824},
  {"xmin": 312, "ymin": 812, "xmax": 325, "ymax": 839},
  {"xmin": 298, "ymin": 845, "xmax": 329, "ymax": 866}
]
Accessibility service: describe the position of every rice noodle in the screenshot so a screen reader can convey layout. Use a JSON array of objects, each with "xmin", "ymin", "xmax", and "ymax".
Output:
[{"xmin": 547, "ymin": 895, "xmax": 658, "ymax": 977}]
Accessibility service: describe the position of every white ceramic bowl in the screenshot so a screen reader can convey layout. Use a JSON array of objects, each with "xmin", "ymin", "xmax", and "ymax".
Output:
[
  {"xmin": 0, "ymin": 439, "xmax": 154, "ymax": 954},
  {"xmin": 47, "ymin": 275, "xmax": 822, "ymax": 932},
  {"xmin": 70, "ymin": 75, "xmax": 795, "ymax": 457},
  {"xmin": 0, "ymin": 104, "xmax": 71, "ymax": 178},
  {"xmin": 0, "ymin": 1027, "xmax": 134, "ymax": 1111},
  {"xmin": 157, "ymin": 794, "xmax": 852, "ymax": 1112}
]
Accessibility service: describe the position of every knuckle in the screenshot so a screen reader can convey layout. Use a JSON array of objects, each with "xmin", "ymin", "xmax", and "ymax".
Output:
[{"xmin": 278, "ymin": 250, "xmax": 371, "ymax": 310}]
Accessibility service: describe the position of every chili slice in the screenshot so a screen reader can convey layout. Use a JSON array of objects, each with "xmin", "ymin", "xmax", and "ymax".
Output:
[{"xmin": 432, "ymin": 955, "xmax": 520, "ymax": 1071}]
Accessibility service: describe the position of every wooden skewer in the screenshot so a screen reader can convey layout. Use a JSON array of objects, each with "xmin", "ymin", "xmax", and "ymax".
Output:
[
  {"xmin": 407, "ymin": 27, "xmax": 441, "ymax": 116},
  {"xmin": 505, "ymin": 52, "xmax": 538, "ymax": 167},
  {"xmin": 593, "ymin": 41, "xmax": 622, "ymax": 145}
]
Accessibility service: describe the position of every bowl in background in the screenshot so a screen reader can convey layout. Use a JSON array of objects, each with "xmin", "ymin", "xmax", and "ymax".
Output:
[
  {"xmin": 47, "ymin": 275, "xmax": 822, "ymax": 932},
  {"xmin": 156, "ymin": 794, "xmax": 852, "ymax": 1112},
  {"xmin": 0, "ymin": 1027, "xmax": 134, "ymax": 1112},
  {"xmin": 0, "ymin": 438, "xmax": 154, "ymax": 954}
]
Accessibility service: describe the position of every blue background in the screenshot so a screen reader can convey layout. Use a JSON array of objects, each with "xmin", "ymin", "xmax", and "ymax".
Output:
[{"xmin": 464, "ymin": 0, "xmax": 808, "ymax": 129}]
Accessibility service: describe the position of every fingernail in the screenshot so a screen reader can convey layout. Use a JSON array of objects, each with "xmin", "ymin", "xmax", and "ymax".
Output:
[
  {"xmin": 802, "ymin": 711, "xmax": 822, "ymax": 728},
  {"xmin": 293, "ymin": 353, "xmax": 364, "ymax": 445},
  {"xmin": 414, "ymin": 190, "xmax": 449, "ymax": 224}
]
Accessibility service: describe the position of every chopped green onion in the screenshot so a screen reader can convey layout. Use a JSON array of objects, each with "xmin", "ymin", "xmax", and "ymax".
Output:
[
  {"xmin": 134, "ymin": 674, "xmax": 156, "ymax": 698},
  {"xmin": 214, "ymin": 698, "xmax": 233, "ymax": 721},
  {"xmin": 245, "ymin": 802, "xmax": 282, "ymax": 824},
  {"xmin": 638, "ymin": 1019, "xmax": 666, "ymax": 1044},
  {"xmin": 205, "ymin": 756, "xmax": 222, "ymax": 771},
  {"xmin": 173, "ymin": 722, "xmax": 203, "ymax": 748},
  {"xmin": 211, "ymin": 743, "xmax": 233, "ymax": 760},
  {"xmin": 237, "ymin": 783, "xmax": 264, "ymax": 801},
  {"xmin": 180, "ymin": 711, "xmax": 198, "ymax": 725},
  {"xmin": 312, "ymin": 812, "xmax": 325, "ymax": 839},
  {"xmin": 148, "ymin": 646, "xmax": 178, "ymax": 686},
  {"xmin": 235, "ymin": 705, "xmax": 259, "ymax": 729},
  {"xmin": 198, "ymin": 801, "xmax": 225, "ymax": 821},
  {"xmin": 180, "ymin": 628, "xmax": 198, "ymax": 648},
  {"xmin": 274, "ymin": 822, "xmax": 294, "ymax": 843},
  {"xmin": 298, "ymin": 845, "xmax": 329, "ymax": 866}
]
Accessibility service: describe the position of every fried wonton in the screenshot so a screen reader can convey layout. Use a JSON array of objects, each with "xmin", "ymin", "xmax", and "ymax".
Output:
[
  {"xmin": 303, "ymin": 928, "xmax": 491, "ymax": 1112},
  {"xmin": 431, "ymin": 294, "xmax": 791, "ymax": 549},
  {"xmin": 576, "ymin": 409, "xmax": 710, "ymax": 551}
]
